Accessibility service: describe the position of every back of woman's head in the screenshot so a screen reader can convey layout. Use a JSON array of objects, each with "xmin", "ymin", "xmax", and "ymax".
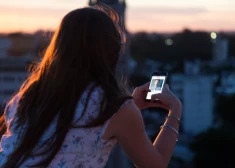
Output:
[
  {"xmin": 0, "ymin": 6, "xmax": 130, "ymax": 168},
  {"xmin": 49, "ymin": 6, "xmax": 124, "ymax": 83}
]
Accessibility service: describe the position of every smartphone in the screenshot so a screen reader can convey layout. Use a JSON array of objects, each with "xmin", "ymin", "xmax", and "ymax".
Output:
[{"xmin": 146, "ymin": 71, "xmax": 168, "ymax": 101}]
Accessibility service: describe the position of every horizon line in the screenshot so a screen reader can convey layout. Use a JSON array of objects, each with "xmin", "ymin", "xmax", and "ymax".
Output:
[{"xmin": 1, "ymin": 29, "xmax": 235, "ymax": 35}]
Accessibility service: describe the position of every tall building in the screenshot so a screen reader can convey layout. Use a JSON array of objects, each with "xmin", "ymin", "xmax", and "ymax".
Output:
[
  {"xmin": 0, "ymin": 57, "xmax": 31, "ymax": 106},
  {"xmin": 89, "ymin": 0, "xmax": 126, "ymax": 29},
  {"xmin": 89, "ymin": 0, "xmax": 130, "ymax": 81},
  {"xmin": 170, "ymin": 74, "xmax": 217, "ymax": 135},
  {"xmin": 0, "ymin": 37, "xmax": 11, "ymax": 58},
  {"xmin": 213, "ymin": 37, "xmax": 229, "ymax": 62},
  {"xmin": 0, "ymin": 35, "xmax": 31, "ymax": 107},
  {"xmin": 0, "ymin": 34, "xmax": 38, "ymax": 107}
]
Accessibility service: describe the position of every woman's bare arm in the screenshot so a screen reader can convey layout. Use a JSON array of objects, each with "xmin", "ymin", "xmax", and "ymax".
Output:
[{"xmin": 103, "ymin": 102, "xmax": 181, "ymax": 168}]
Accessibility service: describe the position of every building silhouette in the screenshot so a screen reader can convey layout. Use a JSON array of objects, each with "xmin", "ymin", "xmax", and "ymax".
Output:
[
  {"xmin": 213, "ymin": 37, "xmax": 229, "ymax": 63},
  {"xmin": 89, "ymin": 0, "xmax": 130, "ymax": 81},
  {"xmin": 170, "ymin": 74, "xmax": 217, "ymax": 135},
  {"xmin": 0, "ymin": 57, "xmax": 31, "ymax": 107},
  {"xmin": 89, "ymin": 0, "xmax": 126, "ymax": 28}
]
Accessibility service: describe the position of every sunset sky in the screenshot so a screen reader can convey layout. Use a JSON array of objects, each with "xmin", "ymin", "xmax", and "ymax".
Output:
[{"xmin": 0, "ymin": 0, "xmax": 234, "ymax": 33}]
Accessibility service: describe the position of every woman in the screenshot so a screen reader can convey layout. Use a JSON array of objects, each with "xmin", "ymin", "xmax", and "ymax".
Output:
[{"xmin": 0, "ymin": 6, "xmax": 182, "ymax": 168}]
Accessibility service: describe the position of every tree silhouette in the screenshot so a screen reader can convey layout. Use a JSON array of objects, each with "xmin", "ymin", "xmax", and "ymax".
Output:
[
  {"xmin": 129, "ymin": 29, "xmax": 213, "ymax": 65},
  {"xmin": 217, "ymin": 94, "xmax": 235, "ymax": 127},
  {"xmin": 190, "ymin": 126, "xmax": 235, "ymax": 168}
]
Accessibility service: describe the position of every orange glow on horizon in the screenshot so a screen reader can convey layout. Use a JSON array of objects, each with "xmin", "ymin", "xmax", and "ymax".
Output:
[{"xmin": 0, "ymin": 3, "xmax": 234, "ymax": 34}]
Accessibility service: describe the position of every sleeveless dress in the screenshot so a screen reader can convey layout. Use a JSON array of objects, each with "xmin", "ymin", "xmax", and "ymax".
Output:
[{"xmin": 0, "ymin": 84, "xmax": 132, "ymax": 168}]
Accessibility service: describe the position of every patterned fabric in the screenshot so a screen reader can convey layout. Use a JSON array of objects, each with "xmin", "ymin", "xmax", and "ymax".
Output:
[{"xmin": 0, "ymin": 84, "xmax": 133, "ymax": 168}]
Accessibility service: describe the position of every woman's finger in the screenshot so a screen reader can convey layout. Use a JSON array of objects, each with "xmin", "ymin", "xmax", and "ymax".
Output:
[
  {"xmin": 138, "ymin": 82, "xmax": 150, "ymax": 92},
  {"xmin": 145, "ymin": 101, "xmax": 168, "ymax": 109},
  {"xmin": 151, "ymin": 94, "xmax": 163, "ymax": 101}
]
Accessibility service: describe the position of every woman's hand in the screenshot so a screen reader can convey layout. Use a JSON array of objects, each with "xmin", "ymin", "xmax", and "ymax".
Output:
[
  {"xmin": 132, "ymin": 83, "xmax": 182, "ymax": 112},
  {"xmin": 131, "ymin": 82, "xmax": 160, "ymax": 110},
  {"xmin": 151, "ymin": 84, "xmax": 182, "ymax": 111}
]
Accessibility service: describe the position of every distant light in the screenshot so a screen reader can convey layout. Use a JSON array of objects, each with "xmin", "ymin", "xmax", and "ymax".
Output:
[
  {"xmin": 211, "ymin": 32, "xmax": 217, "ymax": 39},
  {"xmin": 165, "ymin": 39, "xmax": 173, "ymax": 46}
]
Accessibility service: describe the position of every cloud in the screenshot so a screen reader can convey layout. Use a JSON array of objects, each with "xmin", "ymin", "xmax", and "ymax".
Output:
[
  {"xmin": 0, "ymin": 5, "xmax": 71, "ymax": 17},
  {"xmin": 0, "ymin": 5, "xmax": 208, "ymax": 19},
  {"xmin": 0, "ymin": 4, "xmax": 208, "ymax": 17},
  {"xmin": 129, "ymin": 6, "xmax": 208, "ymax": 15},
  {"xmin": 1, "ymin": 4, "xmax": 233, "ymax": 33}
]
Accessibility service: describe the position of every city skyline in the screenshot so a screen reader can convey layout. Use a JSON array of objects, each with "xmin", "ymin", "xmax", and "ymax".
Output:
[{"xmin": 0, "ymin": 0, "xmax": 234, "ymax": 33}]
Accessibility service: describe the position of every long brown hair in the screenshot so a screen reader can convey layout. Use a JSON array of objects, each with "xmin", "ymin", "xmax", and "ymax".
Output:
[{"xmin": 0, "ymin": 5, "xmax": 131, "ymax": 167}]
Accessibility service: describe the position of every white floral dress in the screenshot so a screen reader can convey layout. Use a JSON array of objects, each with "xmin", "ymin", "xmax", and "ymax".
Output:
[{"xmin": 0, "ymin": 84, "xmax": 131, "ymax": 168}]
